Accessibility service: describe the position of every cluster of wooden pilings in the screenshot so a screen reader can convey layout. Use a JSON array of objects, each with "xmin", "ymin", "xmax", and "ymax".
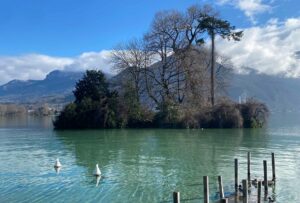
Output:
[{"xmin": 172, "ymin": 152, "xmax": 276, "ymax": 203}]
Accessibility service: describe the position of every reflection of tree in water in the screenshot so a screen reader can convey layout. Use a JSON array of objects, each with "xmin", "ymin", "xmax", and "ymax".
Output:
[
  {"xmin": 0, "ymin": 115, "xmax": 53, "ymax": 128},
  {"xmin": 55, "ymin": 129, "xmax": 269, "ymax": 201}
]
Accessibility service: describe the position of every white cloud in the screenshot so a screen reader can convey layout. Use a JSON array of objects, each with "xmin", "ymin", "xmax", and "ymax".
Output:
[
  {"xmin": 1, "ymin": 17, "xmax": 299, "ymax": 86},
  {"xmin": 216, "ymin": 17, "xmax": 300, "ymax": 77},
  {"xmin": 0, "ymin": 50, "xmax": 113, "ymax": 85},
  {"xmin": 64, "ymin": 51, "xmax": 112, "ymax": 73},
  {"xmin": 218, "ymin": 0, "xmax": 272, "ymax": 23}
]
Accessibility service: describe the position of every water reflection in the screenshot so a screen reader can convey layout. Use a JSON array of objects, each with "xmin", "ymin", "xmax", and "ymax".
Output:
[
  {"xmin": 0, "ymin": 115, "xmax": 54, "ymax": 129},
  {"xmin": 1, "ymin": 115, "xmax": 300, "ymax": 202},
  {"xmin": 96, "ymin": 176, "xmax": 101, "ymax": 187},
  {"xmin": 54, "ymin": 128, "xmax": 271, "ymax": 202},
  {"xmin": 54, "ymin": 166, "xmax": 61, "ymax": 174}
]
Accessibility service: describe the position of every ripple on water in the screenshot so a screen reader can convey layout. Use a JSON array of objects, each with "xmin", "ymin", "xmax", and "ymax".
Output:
[{"xmin": 0, "ymin": 126, "xmax": 300, "ymax": 202}]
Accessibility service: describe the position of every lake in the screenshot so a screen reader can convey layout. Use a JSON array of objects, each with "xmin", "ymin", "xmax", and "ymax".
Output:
[{"xmin": 0, "ymin": 114, "xmax": 300, "ymax": 202}]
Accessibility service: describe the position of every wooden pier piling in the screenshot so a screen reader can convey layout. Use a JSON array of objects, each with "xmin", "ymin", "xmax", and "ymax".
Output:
[
  {"xmin": 203, "ymin": 176, "xmax": 209, "ymax": 203},
  {"xmin": 247, "ymin": 152, "xmax": 251, "ymax": 185},
  {"xmin": 263, "ymin": 160, "xmax": 268, "ymax": 194},
  {"xmin": 235, "ymin": 159, "xmax": 238, "ymax": 192},
  {"xmin": 257, "ymin": 181, "xmax": 262, "ymax": 203},
  {"xmin": 272, "ymin": 153, "xmax": 276, "ymax": 181},
  {"xmin": 173, "ymin": 192, "xmax": 180, "ymax": 203},
  {"xmin": 242, "ymin": 179, "xmax": 248, "ymax": 203},
  {"xmin": 218, "ymin": 176, "xmax": 224, "ymax": 199},
  {"xmin": 169, "ymin": 154, "xmax": 278, "ymax": 203}
]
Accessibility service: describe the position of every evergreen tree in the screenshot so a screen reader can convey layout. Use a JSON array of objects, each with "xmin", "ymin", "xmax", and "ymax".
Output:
[
  {"xmin": 74, "ymin": 70, "xmax": 109, "ymax": 103},
  {"xmin": 54, "ymin": 70, "xmax": 120, "ymax": 129},
  {"xmin": 200, "ymin": 15, "xmax": 243, "ymax": 106}
]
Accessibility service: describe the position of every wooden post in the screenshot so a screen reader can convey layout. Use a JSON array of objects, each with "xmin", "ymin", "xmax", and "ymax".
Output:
[
  {"xmin": 235, "ymin": 159, "xmax": 238, "ymax": 192},
  {"xmin": 242, "ymin": 179, "xmax": 248, "ymax": 203},
  {"xmin": 221, "ymin": 198, "xmax": 228, "ymax": 203},
  {"xmin": 247, "ymin": 152, "xmax": 251, "ymax": 184},
  {"xmin": 173, "ymin": 192, "xmax": 180, "ymax": 203},
  {"xmin": 272, "ymin": 153, "xmax": 276, "ymax": 181},
  {"xmin": 257, "ymin": 181, "xmax": 262, "ymax": 203},
  {"xmin": 218, "ymin": 176, "xmax": 224, "ymax": 199},
  {"xmin": 203, "ymin": 176, "xmax": 209, "ymax": 203},
  {"xmin": 263, "ymin": 160, "xmax": 268, "ymax": 194}
]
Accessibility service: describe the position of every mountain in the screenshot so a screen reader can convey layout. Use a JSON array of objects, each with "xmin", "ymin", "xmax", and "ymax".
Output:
[
  {"xmin": 0, "ymin": 69, "xmax": 300, "ymax": 112},
  {"xmin": 228, "ymin": 72, "xmax": 300, "ymax": 112},
  {"xmin": 111, "ymin": 67, "xmax": 300, "ymax": 112},
  {"xmin": 0, "ymin": 70, "xmax": 84, "ymax": 103}
]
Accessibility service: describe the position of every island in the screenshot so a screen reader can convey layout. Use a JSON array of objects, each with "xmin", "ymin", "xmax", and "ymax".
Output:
[{"xmin": 54, "ymin": 5, "xmax": 268, "ymax": 130}]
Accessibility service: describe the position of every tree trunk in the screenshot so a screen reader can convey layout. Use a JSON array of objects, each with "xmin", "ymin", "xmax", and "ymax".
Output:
[
  {"xmin": 210, "ymin": 32, "xmax": 215, "ymax": 106},
  {"xmin": 134, "ymin": 78, "xmax": 140, "ymax": 104}
]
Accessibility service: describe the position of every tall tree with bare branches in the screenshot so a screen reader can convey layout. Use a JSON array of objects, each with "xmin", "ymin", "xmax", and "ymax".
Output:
[{"xmin": 111, "ymin": 39, "xmax": 150, "ymax": 104}]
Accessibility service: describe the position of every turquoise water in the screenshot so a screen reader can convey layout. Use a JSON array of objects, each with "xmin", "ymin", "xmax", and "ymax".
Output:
[{"xmin": 0, "ymin": 114, "xmax": 300, "ymax": 202}]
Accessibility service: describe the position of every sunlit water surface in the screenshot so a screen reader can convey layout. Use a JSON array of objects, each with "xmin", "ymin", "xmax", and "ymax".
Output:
[{"xmin": 0, "ymin": 114, "xmax": 300, "ymax": 202}]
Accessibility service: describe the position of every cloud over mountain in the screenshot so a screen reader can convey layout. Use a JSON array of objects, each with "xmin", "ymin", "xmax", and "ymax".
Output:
[
  {"xmin": 217, "ymin": 17, "xmax": 300, "ymax": 77},
  {"xmin": 0, "ymin": 16, "xmax": 299, "ymax": 85},
  {"xmin": 0, "ymin": 50, "xmax": 112, "ymax": 85}
]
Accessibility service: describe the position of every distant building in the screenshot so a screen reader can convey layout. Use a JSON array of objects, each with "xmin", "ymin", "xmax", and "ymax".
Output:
[{"xmin": 238, "ymin": 92, "xmax": 247, "ymax": 104}]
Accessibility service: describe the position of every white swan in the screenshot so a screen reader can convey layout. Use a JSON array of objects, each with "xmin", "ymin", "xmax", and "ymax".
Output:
[
  {"xmin": 54, "ymin": 158, "xmax": 62, "ymax": 168},
  {"xmin": 93, "ymin": 164, "xmax": 101, "ymax": 176}
]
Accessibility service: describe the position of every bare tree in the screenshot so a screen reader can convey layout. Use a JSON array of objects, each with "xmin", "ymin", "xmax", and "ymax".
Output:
[
  {"xmin": 143, "ymin": 10, "xmax": 183, "ymax": 106},
  {"xmin": 142, "ymin": 5, "xmax": 213, "ymax": 108},
  {"xmin": 111, "ymin": 4, "xmax": 240, "ymax": 116},
  {"xmin": 215, "ymin": 54, "xmax": 234, "ymax": 97},
  {"xmin": 111, "ymin": 39, "xmax": 150, "ymax": 104}
]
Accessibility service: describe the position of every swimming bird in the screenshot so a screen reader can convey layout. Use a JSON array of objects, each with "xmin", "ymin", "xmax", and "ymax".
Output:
[
  {"xmin": 93, "ymin": 164, "xmax": 101, "ymax": 176},
  {"xmin": 268, "ymin": 196, "xmax": 275, "ymax": 202},
  {"xmin": 263, "ymin": 180, "xmax": 275, "ymax": 186},
  {"xmin": 251, "ymin": 179, "xmax": 258, "ymax": 185},
  {"xmin": 54, "ymin": 158, "xmax": 62, "ymax": 168}
]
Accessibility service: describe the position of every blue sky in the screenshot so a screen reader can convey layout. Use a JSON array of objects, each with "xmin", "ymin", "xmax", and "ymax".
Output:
[
  {"xmin": 0, "ymin": 0, "xmax": 297, "ymax": 56},
  {"xmin": 0, "ymin": 0, "xmax": 299, "ymax": 84},
  {"xmin": 3, "ymin": 0, "xmax": 208, "ymax": 56}
]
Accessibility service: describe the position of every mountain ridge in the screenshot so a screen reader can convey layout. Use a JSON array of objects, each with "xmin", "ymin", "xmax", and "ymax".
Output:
[
  {"xmin": 0, "ymin": 69, "xmax": 299, "ymax": 112},
  {"xmin": 0, "ymin": 70, "xmax": 84, "ymax": 103}
]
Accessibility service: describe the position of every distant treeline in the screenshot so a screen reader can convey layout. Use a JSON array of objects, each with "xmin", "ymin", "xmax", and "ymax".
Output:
[
  {"xmin": 54, "ymin": 4, "xmax": 269, "ymax": 129},
  {"xmin": 0, "ymin": 103, "xmax": 58, "ymax": 116}
]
